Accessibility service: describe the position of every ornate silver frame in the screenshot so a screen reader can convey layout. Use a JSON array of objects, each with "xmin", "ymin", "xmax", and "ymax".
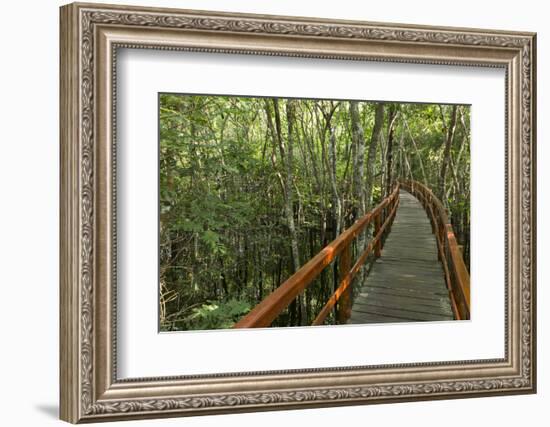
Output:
[{"xmin": 60, "ymin": 2, "xmax": 536, "ymax": 423}]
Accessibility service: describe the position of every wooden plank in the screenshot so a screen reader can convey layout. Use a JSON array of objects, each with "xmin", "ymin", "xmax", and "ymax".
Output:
[
  {"xmin": 356, "ymin": 287, "xmax": 449, "ymax": 303},
  {"xmin": 362, "ymin": 285, "xmax": 449, "ymax": 299},
  {"xmin": 353, "ymin": 293, "xmax": 453, "ymax": 313},
  {"xmin": 353, "ymin": 298, "xmax": 453, "ymax": 318},
  {"xmin": 351, "ymin": 303, "xmax": 454, "ymax": 322},
  {"xmin": 349, "ymin": 312, "xmax": 415, "ymax": 324},
  {"xmin": 367, "ymin": 265, "xmax": 447, "ymax": 277},
  {"xmin": 365, "ymin": 272, "xmax": 448, "ymax": 287}
]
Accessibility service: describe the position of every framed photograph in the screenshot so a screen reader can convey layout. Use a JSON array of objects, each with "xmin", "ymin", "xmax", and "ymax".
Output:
[{"xmin": 60, "ymin": 2, "xmax": 536, "ymax": 423}]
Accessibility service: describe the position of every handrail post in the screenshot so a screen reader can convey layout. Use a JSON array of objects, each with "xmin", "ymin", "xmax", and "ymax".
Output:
[
  {"xmin": 392, "ymin": 189, "xmax": 398, "ymax": 227},
  {"xmin": 439, "ymin": 223, "xmax": 446, "ymax": 262},
  {"xmin": 374, "ymin": 212, "xmax": 382, "ymax": 257},
  {"xmin": 336, "ymin": 244, "xmax": 352, "ymax": 324}
]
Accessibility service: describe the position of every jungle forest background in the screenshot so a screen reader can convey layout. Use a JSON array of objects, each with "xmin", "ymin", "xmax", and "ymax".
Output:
[{"xmin": 159, "ymin": 94, "xmax": 470, "ymax": 331}]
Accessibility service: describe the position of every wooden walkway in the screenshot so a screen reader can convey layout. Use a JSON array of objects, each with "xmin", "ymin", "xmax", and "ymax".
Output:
[{"xmin": 349, "ymin": 190, "xmax": 454, "ymax": 324}]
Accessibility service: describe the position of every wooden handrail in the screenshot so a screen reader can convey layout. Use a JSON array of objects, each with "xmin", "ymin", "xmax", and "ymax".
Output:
[
  {"xmin": 233, "ymin": 185, "xmax": 400, "ymax": 328},
  {"xmin": 399, "ymin": 180, "xmax": 470, "ymax": 320}
]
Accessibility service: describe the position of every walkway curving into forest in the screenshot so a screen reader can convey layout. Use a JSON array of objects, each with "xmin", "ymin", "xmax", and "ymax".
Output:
[
  {"xmin": 234, "ymin": 180, "xmax": 470, "ymax": 329},
  {"xmin": 349, "ymin": 190, "xmax": 454, "ymax": 324},
  {"xmin": 159, "ymin": 96, "xmax": 472, "ymax": 332}
]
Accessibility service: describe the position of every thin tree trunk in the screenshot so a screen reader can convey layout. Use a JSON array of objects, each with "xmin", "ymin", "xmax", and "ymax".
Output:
[
  {"xmin": 284, "ymin": 100, "xmax": 300, "ymax": 267},
  {"xmin": 329, "ymin": 127, "xmax": 341, "ymax": 238},
  {"xmin": 357, "ymin": 102, "xmax": 386, "ymax": 286},
  {"xmin": 350, "ymin": 101, "xmax": 366, "ymax": 227},
  {"xmin": 384, "ymin": 105, "xmax": 398, "ymax": 197},
  {"xmin": 284, "ymin": 99, "xmax": 306, "ymax": 324},
  {"xmin": 379, "ymin": 132, "xmax": 387, "ymax": 196},
  {"xmin": 438, "ymin": 105, "xmax": 458, "ymax": 201},
  {"xmin": 258, "ymin": 249, "xmax": 263, "ymax": 300},
  {"xmin": 398, "ymin": 122, "xmax": 413, "ymax": 180}
]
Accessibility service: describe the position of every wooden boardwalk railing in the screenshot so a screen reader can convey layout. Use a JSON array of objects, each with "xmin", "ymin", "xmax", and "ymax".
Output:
[
  {"xmin": 399, "ymin": 180, "xmax": 470, "ymax": 319},
  {"xmin": 233, "ymin": 185, "xmax": 400, "ymax": 328}
]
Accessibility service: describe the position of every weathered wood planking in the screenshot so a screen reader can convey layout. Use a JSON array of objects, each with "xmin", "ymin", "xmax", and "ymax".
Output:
[{"xmin": 349, "ymin": 190, "xmax": 454, "ymax": 324}]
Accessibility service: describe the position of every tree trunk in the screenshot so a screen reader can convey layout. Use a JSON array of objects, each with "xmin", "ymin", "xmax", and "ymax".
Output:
[
  {"xmin": 365, "ymin": 103, "xmax": 385, "ymax": 208},
  {"xmin": 350, "ymin": 102, "xmax": 366, "ymax": 256},
  {"xmin": 438, "ymin": 105, "xmax": 458, "ymax": 202},
  {"xmin": 329, "ymin": 127, "xmax": 341, "ymax": 238},
  {"xmin": 284, "ymin": 99, "xmax": 306, "ymax": 324},
  {"xmin": 398, "ymin": 123, "xmax": 413, "ymax": 181},
  {"xmin": 350, "ymin": 102, "xmax": 366, "ymax": 217},
  {"xmin": 384, "ymin": 105, "xmax": 398, "ymax": 197}
]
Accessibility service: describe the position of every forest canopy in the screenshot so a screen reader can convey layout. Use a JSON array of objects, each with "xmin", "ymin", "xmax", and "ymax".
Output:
[{"xmin": 159, "ymin": 94, "xmax": 470, "ymax": 331}]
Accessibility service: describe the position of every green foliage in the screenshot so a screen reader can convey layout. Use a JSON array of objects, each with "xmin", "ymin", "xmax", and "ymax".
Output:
[
  {"xmin": 183, "ymin": 299, "xmax": 252, "ymax": 330},
  {"xmin": 371, "ymin": 185, "xmax": 382, "ymax": 204}
]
